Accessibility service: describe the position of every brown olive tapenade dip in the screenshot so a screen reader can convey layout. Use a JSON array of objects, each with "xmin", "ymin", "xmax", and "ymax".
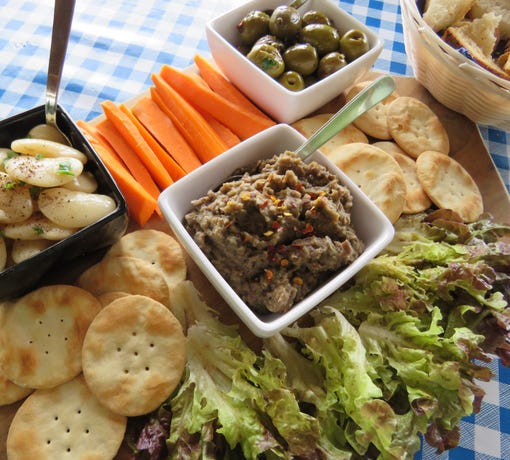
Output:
[{"xmin": 184, "ymin": 151, "xmax": 364, "ymax": 314}]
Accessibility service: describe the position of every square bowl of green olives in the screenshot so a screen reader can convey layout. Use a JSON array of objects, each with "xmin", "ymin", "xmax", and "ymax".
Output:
[
  {"xmin": 0, "ymin": 105, "xmax": 128, "ymax": 300},
  {"xmin": 206, "ymin": 0, "xmax": 383, "ymax": 124}
]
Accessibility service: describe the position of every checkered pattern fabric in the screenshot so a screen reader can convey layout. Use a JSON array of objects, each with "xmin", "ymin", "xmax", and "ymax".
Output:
[{"xmin": 0, "ymin": 1, "xmax": 508, "ymax": 458}]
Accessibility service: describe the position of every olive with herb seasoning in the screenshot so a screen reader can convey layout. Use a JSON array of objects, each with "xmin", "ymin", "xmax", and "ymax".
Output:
[
  {"xmin": 254, "ymin": 34, "xmax": 285, "ymax": 54},
  {"xmin": 247, "ymin": 43, "xmax": 285, "ymax": 78}
]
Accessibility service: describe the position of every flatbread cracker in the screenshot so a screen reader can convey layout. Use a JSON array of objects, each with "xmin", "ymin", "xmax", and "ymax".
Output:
[
  {"xmin": 78, "ymin": 256, "xmax": 170, "ymax": 307},
  {"xmin": 387, "ymin": 96, "xmax": 450, "ymax": 158},
  {"xmin": 1, "ymin": 285, "xmax": 101, "ymax": 389},
  {"xmin": 105, "ymin": 229, "xmax": 186, "ymax": 291},
  {"xmin": 345, "ymin": 81, "xmax": 399, "ymax": 139},
  {"xmin": 7, "ymin": 374, "xmax": 126, "ymax": 460},
  {"xmin": 292, "ymin": 113, "xmax": 368, "ymax": 155},
  {"xmin": 327, "ymin": 143, "xmax": 407, "ymax": 223},
  {"xmin": 0, "ymin": 302, "xmax": 33, "ymax": 405},
  {"xmin": 374, "ymin": 142, "xmax": 432, "ymax": 214},
  {"xmin": 82, "ymin": 295, "xmax": 186, "ymax": 417},
  {"xmin": 416, "ymin": 150, "xmax": 483, "ymax": 222}
]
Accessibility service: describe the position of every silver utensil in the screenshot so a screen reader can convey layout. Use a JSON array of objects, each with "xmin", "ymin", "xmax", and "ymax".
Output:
[
  {"xmin": 294, "ymin": 74, "xmax": 396, "ymax": 159},
  {"xmin": 45, "ymin": 0, "xmax": 76, "ymax": 144}
]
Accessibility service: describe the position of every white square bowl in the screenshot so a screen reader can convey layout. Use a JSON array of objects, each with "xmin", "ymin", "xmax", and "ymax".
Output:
[
  {"xmin": 206, "ymin": 0, "xmax": 383, "ymax": 124},
  {"xmin": 158, "ymin": 124, "xmax": 394, "ymax": 337}
]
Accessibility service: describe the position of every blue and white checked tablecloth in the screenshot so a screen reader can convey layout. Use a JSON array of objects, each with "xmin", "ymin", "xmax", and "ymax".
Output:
[{"xmin": 0, "ymin": 1, "xmax": 508, "ymax": 459}]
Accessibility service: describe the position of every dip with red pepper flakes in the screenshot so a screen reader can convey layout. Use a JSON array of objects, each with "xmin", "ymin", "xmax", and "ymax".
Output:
[{"xmin": 184, "ymin": 151, "xmax": 364, "ymax": 314}]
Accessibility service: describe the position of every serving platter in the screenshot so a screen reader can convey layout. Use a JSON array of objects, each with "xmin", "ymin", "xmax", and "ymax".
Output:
[{"xmin": 0, "ymin": 72, "xmax": 509, "ymax": 459}]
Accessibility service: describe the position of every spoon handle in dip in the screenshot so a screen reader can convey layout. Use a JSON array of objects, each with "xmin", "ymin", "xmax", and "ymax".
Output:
[
  {"xmin": 294, "ymin": 75, "xmax": 396, "ymax": 160},
  {"xmin": 45, "ymin": 0, "xmax": 76, "ymax": 140}
]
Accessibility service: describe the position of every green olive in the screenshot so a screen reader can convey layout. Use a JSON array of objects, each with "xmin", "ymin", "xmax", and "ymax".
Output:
[
  {"xmin": 254, "ymin": 34, "xmax": 285, "ymax": 54},
  {"xmin": 269, "ymin": 6, "xmax": 301, "ymax": 42},
  {"xmin": 339, "ymin": 29, "xmax": 370, "ymax": 62},
  {"xmin": 283, "ymin": 43, "xmax": 318, "ymax": 76},
  {"xmin": 301, "ymin": 10, "xmax": 332, "ymax": 27},
  {"xmin": 300, "ymin": 23, "xmax": 340, "ymax": 56},
  {"xmin": 247, "ymin": 43, "xmax": 285, "ymax": 78},
  {"xmin": 237, "ymin": 10, "xmax": 270, "ymax": 46},
  {"xmin": 278, "ymin": 71, "xmax": 305, "ymax": 91},
  {"xmin": 317, "ymin": 52, "xmax": 348, "ymax": 79}
]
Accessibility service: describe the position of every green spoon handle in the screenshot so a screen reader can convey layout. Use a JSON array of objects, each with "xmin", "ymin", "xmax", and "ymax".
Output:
[{"xmin": 295, "ymin": 75, "xmax": 396, "ymax": 160}]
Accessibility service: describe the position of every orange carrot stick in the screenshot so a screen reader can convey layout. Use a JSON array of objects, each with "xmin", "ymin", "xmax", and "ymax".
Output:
[
  {"xmin": 194, "ymin": 54, "xmax": 273, "ymax": 121},
  {"xmin": 77, "ymin": 120, "xmax": 158, "ymax": 227},
  {"xmin": 159, "ymin": 64, "xmax": 275, "ymax": 140},
  {"xmin": 96, "ymin": 118, "xmax": 161, "ymax": 203},
  {"xmin": 131, "ymin": 96, "xmax": 202, "ymax": 174},
  {"xmin": 119, "ymin": 103, "xmax": 185, "ymax": 182},
  {"xmin": 200, "ymin": 111, "xmax": 241, "ymax": 149},
  {"xmin": 101, "ymin": 100, "xmax": 173, "ymax": 189},
  {"xmin": 150, "ymin": 74, "xmax": 227, "ymax": 162}
]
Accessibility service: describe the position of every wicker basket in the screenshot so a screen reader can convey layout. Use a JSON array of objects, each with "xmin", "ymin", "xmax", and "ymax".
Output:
[{"xmin": 400, "ymin": 0, "xmax": 510, "ymax": 130}]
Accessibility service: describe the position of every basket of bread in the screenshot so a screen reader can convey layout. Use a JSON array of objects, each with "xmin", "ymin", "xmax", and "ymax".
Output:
[{"xmin": 400, "ymin": 0, "xmax": 510, "ymax": 130}]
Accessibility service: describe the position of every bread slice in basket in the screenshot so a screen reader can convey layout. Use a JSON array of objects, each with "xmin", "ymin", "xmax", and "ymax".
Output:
[{"xmin": 442, "ymin": 12, "xmax": 510, "ymax": 80}]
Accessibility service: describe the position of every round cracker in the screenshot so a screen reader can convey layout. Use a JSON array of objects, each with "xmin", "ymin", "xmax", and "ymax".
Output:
[
  {"xmin": 0, "ymin": 372, "xmax": 33, "ymax": 406},
  {"xmin": 105, "ymin": 229, "xmax": 187, "ymax": 291},
  {"xmin": 416, "ymin": 150, "xmax": 483, "ymax": 222},
  {"xmin": 327, "ymin": 143, "xmax": 407, "ymax": 223},
  {"xmin": 77, "ymin": 256, "xmax": 170, "ymax": 307},
  {"xmin": 345, "ymin": 81, "xmax": 399, "ymax": 139},
  {"xmin": 0, "ymin": 302, "xmax": 33, "ymax": 405},
  {"xmin": 387, "ymin": 96, "xmax": 450, "ymax": 158},
  {"xmin": 1, "ymin": 285, "xmax": 101, "ymax": 389},
  {"xmin": 82, "ymin": 295, "xmax": 186, "ymax": 417},
  {"xmin": 374, "ymin": 142, "xmax": 432, "ymax": 214},
  {"xmin": 7, "ymin": 374, "xmax": 126, "ymax": 460},
  {"xmin": 292, "ymin": 113, "xmax": 368, "ymax": 155}
]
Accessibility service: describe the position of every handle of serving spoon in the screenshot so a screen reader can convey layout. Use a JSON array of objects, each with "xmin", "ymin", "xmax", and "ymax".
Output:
[
  {"xmin": 45, "ymin": 0, "xmax": 76, "ymax": 129},
  {"xmin": 294, "ymin": 75, "xmax": 396, "ymax": 160}
]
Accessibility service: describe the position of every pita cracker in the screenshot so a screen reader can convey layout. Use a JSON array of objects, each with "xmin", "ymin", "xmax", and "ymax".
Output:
[
  {"xmin": 105, "ymin": 229, "xmax": 186, "ymax": 291},
  {"xmin": 327, "ymin": 143, "xmax": 407, "ymax": 223},
  {"xmin": 7, "ymin": 375, "xmax": 126, "ymax": 460},
  {"xmin": 416, "ymin": 150, "xmax": 483, "ymax": 222},
  {"xmin": 387, "ymin": 96, "xmax": 450, "ymax": 158},
  {"xmin": 82, "ymin": 295, "xmax": 186, "ymax": 417},
  {"xmin": 345, "ymin": 81, "xmax": 399, "ymax": 139}
]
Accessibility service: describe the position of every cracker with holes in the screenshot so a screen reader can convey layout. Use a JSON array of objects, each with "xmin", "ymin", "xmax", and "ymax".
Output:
[
  {"xmin": 1, "ymin": 285, "xmax": 101, "ymax": 389},
  {"xmin": 416, "ymin": 150, "xmax": 483, "ymax": 222},
  {"xmin": 6, "ymin": 374, "xmax": 126, "ymax": 460},
  {"xmin": 345, "ymin": 81, "xmax": 399, "ymax": 139},
  {"xmin": 373, "ymin": 141, "xmax": 432, "ymax": 214},
  {"xmin": 105, "ymin": 229, "xmax": 187, "ymax": 291},
  {"xmin": 386, "ymin": 96, "xmax": 450, "ymax": 158},
  {"xmin": 292, "ymin": 113, "xmax": 368, "ymax": 155},
  {"xmin": 82, "ymin": 295, "xmax": 186, "ymax": 417},
  {"xmin": 327, "ymin": 143, "xmax": 407, "ymax": 223},
  {"xmin": 78, "ymin": 255, "xmax": 170, "ymax": 307}
]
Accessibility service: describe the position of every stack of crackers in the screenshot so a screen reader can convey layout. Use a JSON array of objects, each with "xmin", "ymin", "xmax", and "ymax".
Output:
[
  {"xmin": 0, "ymin": 229, "xmax": 188, "ymax": 460},
  {"xmin": 292, "ymin": 80, "xmax": 484, "ymax": 224}
]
